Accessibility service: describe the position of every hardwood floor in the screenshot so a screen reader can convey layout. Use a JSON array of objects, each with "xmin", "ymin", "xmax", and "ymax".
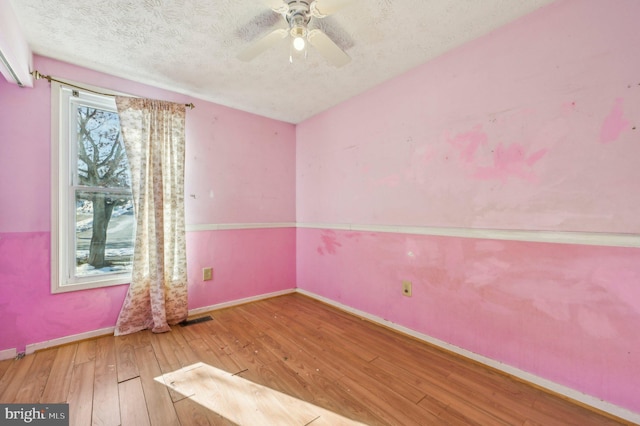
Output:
[{"xmin": 0, "ymin": 293, "xmax": 632, "ymax": 425}]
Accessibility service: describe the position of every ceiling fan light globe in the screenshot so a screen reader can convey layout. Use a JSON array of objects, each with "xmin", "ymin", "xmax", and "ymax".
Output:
[{"xmin": 293, "ymin": 37, "xmax": 306, "ymax": 51}]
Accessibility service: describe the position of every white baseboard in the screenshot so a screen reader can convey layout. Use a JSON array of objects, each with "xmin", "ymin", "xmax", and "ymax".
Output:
[
  {"xmin": 188, "ymin": 288, "xmax": 296, "ymax": 316},
  {"xmin": 296, "ymin": 288, "xmax": 640, "ymax": 424},
  {"xmin": 25, "ymin": 327, "xmax": 115, "ymax": 355},
  {"xmin": 0, "ymin": 348, "xmax": 17, "ymax": 361}
]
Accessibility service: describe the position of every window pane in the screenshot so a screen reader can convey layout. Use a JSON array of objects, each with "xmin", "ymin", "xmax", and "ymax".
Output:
[
  {"xmin": 76, "ymin": 106, "xmax": 130, "ymax": 188},
  {"xmin": 75, "ymin": 190, "xmax": 134, "ymax": 278}
]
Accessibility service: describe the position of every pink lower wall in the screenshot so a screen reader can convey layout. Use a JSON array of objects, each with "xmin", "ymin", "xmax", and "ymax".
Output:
[
  {"xmin": 186, "ymin": 228, "xmax": 296, "ymax": 308},
  {"xmin": 0, "ymin": 56, "xmax": 296, "ymax": 353},
  {"xmin": 0, "ymin": 228, "xmax": 295, "ymax": 352},
  {"xmin": 295, "ymin": 0, "xmax": 640, "ymax": 414},
  {"xmin": 0, "ymin": 232, "xmax": 127, "ymax": 352}
]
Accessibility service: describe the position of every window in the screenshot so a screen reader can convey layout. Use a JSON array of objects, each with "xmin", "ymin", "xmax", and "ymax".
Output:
[{"xmin": 52, "ymin": 82, "xmax": 134, "ymax": 293}]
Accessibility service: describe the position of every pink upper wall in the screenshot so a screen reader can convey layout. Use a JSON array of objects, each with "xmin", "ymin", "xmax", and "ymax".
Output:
[
  {"xmin": 296, "ymin": 0, "xmax": 640, "ymax": 414},
  {"xmin": 0, "ymin": 55, "xmax": 296, "ymax": 353},
  {"xmin": 0, "ymin": 72, "xmax": 50, "ymax": 232},
  {"xmin": 186, "ymin": 101, "xmax": 296, "ymax": 224},
  {"xmin": 0, "ymin": 55, "xmax": 296, "ymax": 234},
  {"xmin": 297, "ymin": 0, "xmax": 640, "ymax": 234}
]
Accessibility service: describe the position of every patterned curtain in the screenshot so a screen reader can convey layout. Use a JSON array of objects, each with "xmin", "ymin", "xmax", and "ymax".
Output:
[{"xmin": 114, "ymin": 97, "xmax": 188, "ymax": 336}]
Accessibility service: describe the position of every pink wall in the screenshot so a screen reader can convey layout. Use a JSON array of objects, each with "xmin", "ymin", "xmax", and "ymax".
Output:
[
  {"xmin": 296, "ymin": 0, "xmax": 640, "ymax": 414},
  {"xmin": 0, "ymin": 56, "xmax": 296, "ymax": 353},
  {"xmin": 297, "ymin": 0, "xmax": 640, "ymax": 233}
]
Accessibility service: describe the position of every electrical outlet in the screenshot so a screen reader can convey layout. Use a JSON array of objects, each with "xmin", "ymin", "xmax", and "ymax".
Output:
[
  {"xmin": 203, "ymin": 267, "xmax": 213, "ymax": 281},
  {"xmin": 402, "ymin": 280, "xmax": 412, "ymax": 297}
]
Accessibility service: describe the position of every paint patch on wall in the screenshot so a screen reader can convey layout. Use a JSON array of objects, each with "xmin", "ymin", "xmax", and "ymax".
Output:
[
  {"xmin": 404, "ymin": 145, "xmax": 435, "ymax": 185},
  {"xmin": 577, "ymin": 307, "xmax": 618, "ymax": 339},
  {"xmin": 447, "ymin": 125, "xmax": 548, "ymax": 183},
  {"xmin": 600, "ymin": 98, "xmax": 629, "ymax": 144},
  {"xmin": 474, "ymin": 143, "xmax": 548, "ymax": 183},
  {"xmin": 373, "ymin": 174, "xmax": 401, "ymax": 187},
  {"xmin": 447, "ymin": 125, "xmax": 488, "ymax": 163},
  {"xmin": 317, "ymin": 230, "xmax": 342, "ymax": 255}
]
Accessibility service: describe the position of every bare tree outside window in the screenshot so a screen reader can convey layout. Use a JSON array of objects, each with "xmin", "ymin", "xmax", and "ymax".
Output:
[{"xmin": 75, "ymin": 106, "xmax": 134, "ymax": 276}]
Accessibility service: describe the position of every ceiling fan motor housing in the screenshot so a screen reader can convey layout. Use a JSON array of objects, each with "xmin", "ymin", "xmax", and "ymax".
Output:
[
  {"xmin": 286, "ymin": 0, "xmax": 311, "ymax": 38},
  {"xmin": 238, "ymin": 0, "xmax": 350, "ymax": 67}
]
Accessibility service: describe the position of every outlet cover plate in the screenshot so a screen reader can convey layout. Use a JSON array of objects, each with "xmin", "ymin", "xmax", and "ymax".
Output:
[
  {"xmin": 203, "ymin": 267, "xmax": 213, "ymax": 281},
  {"xmin": 402, "ymin": 280, "xmax": 412, "ymax": 297}
]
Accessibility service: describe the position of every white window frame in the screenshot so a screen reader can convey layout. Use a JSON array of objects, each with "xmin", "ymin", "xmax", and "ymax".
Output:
[{"xmin": 51, "ymin": 81, "xmax": 133, "ymax": 293}]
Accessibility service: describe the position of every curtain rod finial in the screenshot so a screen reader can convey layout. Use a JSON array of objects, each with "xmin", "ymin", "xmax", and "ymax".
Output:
[
  {"xmin": 31, "ymin": 70, "xmax": 51, "ymax": 82},
  {"xmin": 186, "ymin": 102, "xmax": 195, "ymax": 110}
]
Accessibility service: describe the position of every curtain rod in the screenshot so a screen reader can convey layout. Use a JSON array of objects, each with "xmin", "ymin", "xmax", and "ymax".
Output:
[{"xmin": 30, "ymin": 70, "xmax": 195, "ymax": 110}]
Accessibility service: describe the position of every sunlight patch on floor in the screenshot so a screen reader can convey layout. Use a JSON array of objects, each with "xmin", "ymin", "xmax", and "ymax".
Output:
[{"xmin": 155, "ymin": 362, "xmax": 367, "ymax": 425}]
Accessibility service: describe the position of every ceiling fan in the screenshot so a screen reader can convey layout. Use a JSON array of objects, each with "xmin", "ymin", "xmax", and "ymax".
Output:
[{"xmin": 238, "ymin": 0, "xmax": 352, "ymax": 67}]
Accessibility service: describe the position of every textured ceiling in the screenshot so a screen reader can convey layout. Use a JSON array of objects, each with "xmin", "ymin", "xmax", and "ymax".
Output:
[{"xmin": 9, "ymin": 0, "xmax": 554, "ymax": 123}]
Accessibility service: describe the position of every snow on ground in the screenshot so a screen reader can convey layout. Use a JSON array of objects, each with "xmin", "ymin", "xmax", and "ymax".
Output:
[{"xmin": 76, "ymin": 203, "xmax": 133, "ymax": 232}]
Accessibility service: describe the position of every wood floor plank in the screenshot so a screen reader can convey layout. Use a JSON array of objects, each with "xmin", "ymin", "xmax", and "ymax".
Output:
[
  {"xmin": 447, "ymin": 370, "xmax": 546, "ymax": 424},
  {"xmin": 92, "ymin": 336, "xmax": 120, "ymax": 426},
  {"xmin": 150, "ymin": 331, "xmax": 183, "ymax": 374},
  {"xmin": 214, "ymin": 308, "xmax": 266, "ymax": 344},
  {"xmin": 169, "ymin": 326, "xmax": 201, "ymax": 368},
  {"xmin": 237, "ymin": 362, "xmax": 380, "ymax": 426},
  {"xmin": 226, "ymin": 343, "xmax": 268, "ymax": 374},
  {"xmin": 206, "ymin": 319, "xmax": 252, "ymax": 355},
  {"xmin": 532, "ymin": 392, "xmax": 624, "ymax": 426},
  {"xmin": 175, "ymin": 318, "xmax": 208, "ymax": 342},
  {"xmin": 173, "ymin": 396, "xmax": 236, "ymax": 426},
  {"xmin": 130, "ymin": 329, "xmax": 152, "ymax": 349},
  {"xmin": 135, "ymin": 344, "xmax": 181, "ymax": 426},
  {"xmin": 0, "ymin": 358, "xmax": 13, "ymax": 381},
  {"xmin": 118, "ymin": 377, "xmax": 151, "ymax": 426},
  {"xmin": 67, "ymin": 359, "xmax": 95, "ymax": 426},
  {"xmin": 115, "ymin": 334, "xmax": 139, "ymax": 383},
  {"xmin": 169, "ymin": 362, "xmax": 317, "ymax": 426},
  {"xmin": 233, "ymin": 302, "xmax": 276, "ymax": 332},
  {"xmin": 256, "ymin": 330, "xmax": 341, "ymax": 384},
  {"xmin": 195, "ymin": 318, "xmax": 235, "ymax": 356},
  {"xmin": 13, "ymin": 348, "xmax": 57, "ymax": 403},
  {"xmin": 40, "ymin": 344, "xmax": 77, "ymax": 403},
  {"xmin": 0, "ymin": 353, "xmax": 35, "ymax": 402},
  {"xmin": 374, "ymin": 354, "xmax": 518, "ymax": 425},
  {"xmin": 236, "ymin": 359, "xmax": 316, "ymax": 402},
  {"xmin": 276, "ymin": 313, "xmax": 379, "ymax": 377},
  {"xmin": 337, "ymin": 372, "xmax": 441, "ymax": 425},
  {"xmin": 152, "ymin": 328, "xmax": 203, "ymax": 402},
  {"xmin": 75, "ymin": 339, "xmax": 97, "ymax": 364}
]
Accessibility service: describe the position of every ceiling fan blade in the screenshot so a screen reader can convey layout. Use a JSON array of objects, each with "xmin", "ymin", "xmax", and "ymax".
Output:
[
  {"xmin": 311, "ymin": 0, "xmax": 353, "ymax": 17},
  {"xmin": 307, "ymin": 29, "xmax": 351, "ymax": 67},
  {"xmin": 262, "ymin": 0, "xmax": 288, "ymax": 13},
  {"xmin": 238, "ymin": 28, "xmax": 289, "ymax": 62}
]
